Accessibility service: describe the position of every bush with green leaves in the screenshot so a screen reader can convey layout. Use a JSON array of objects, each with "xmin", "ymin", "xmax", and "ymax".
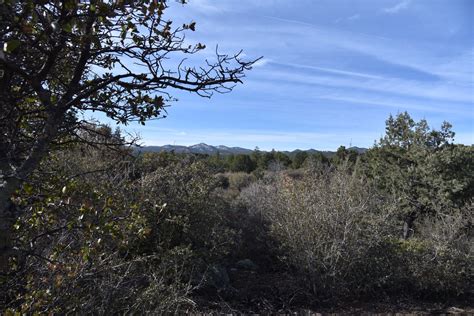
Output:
[
  {"xmin": 3, "ymin": 139, "xmax": 236, "ymax": 313},
  {"xmin": 365, "ymin": 112, "xmax": 474, "ymax": 239}
]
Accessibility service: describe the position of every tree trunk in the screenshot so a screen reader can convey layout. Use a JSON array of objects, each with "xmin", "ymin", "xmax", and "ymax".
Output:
[
  {"xmin": 402, "ymin": 212, "xmax": 417, "ymax": 240},
  {"xmin": 0, "ymin": 177, "xmax": 20, "ymax": 275},
  {"xmin": 0, "ymin": 49, "xmax": 68, "ymax": 275},
  {"xmin": 0, "ymin": 108, "xmax": 66, "ymax": 274}
]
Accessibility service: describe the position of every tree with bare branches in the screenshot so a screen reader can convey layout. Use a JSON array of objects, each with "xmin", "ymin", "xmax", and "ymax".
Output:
[{"xmin": 0, "ymin": 0, "xmax": 258, "ymax": 273}]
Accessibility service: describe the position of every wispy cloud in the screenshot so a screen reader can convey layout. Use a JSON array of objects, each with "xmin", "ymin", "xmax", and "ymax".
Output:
[
  {"xmin": 270, "ymin": 61, "xmax": 385, "ymax": 80},
  {"xmin": 347, "ymin": 14, "xmax": 361, "ymax": 21},
  {"xmin": 383, "ymin": 0, "xmax": 411, "ymax": 14},
  {"xmin": 254, "ymin": 68, "xmax": 473, "ymax": 104},
  {"xmin": 251, "ymin": 16, "xmax": 470, "ymax": 85},
  {"xmin": 186, "ymin": 0, "xmax": 225, "ymax": 13},
  {"xmin": 334, "ymin": 14, "xmax": 361, "ymax": 24},
  {"xmin": 318, "ymin": 95, "xmax": 472, "ymax": 115},
  {"xmin": 263, "ymin": 15, "xmax": 317, "ymax": 28},
  {"xmin": 252, "ymin": 58, "xmax": 271, "ymax": 68}
]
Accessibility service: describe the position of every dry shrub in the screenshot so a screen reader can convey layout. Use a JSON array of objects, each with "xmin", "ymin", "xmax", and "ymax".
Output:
[
  {"xmin": 227, "ymin": 172, "xmax": 256, "ymax": 191},
  {"xmin": 240, "ymin": 166, "xmax": 396, "ymax": 296},
  {"xmin": 401, "ymin": 207, "xmax": 473, "ymax": 296},
  {"xmin": 239, "ymin": 165, "xmax": 473, "ymax": 298}
]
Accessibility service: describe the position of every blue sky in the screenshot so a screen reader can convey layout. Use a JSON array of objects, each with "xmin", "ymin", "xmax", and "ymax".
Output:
[{"xmin": 115, "ymin": 0, "xmax": 473, "ymax": 151}]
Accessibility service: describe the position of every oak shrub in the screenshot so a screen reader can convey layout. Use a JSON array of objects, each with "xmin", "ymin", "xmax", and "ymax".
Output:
[{"xmin": 5, "ymin": 139, "xmax": 236, "ymax": 313}]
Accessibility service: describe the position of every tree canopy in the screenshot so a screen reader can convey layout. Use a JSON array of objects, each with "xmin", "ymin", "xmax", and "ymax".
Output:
[
  {"xmin": 0, "ymin": 0, "xmax": 258, "ymax": 273},
  {"xmin": 366, "ymin": 112, "xmax": 473, "ymax": 239}
]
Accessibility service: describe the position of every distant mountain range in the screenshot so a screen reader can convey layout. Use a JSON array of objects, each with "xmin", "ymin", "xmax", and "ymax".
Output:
[{"xmin": 135, "ymin": 143, "xmax": 368, "ymax": 157}]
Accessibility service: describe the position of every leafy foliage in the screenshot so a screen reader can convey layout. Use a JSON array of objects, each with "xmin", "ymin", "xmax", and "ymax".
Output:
[
  {"xmin": 365, "ymin": 112, "xmax": 473, "ymax": 238},
  {"xmin": 3, "ymin": 130, "xmax": 236, "ymax": 313}
]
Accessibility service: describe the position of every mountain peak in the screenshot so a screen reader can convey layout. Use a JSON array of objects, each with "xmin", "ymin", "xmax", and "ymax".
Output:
[{"xmin": 191, "ymin": 142, "xmax": 209, "ymax": 147}]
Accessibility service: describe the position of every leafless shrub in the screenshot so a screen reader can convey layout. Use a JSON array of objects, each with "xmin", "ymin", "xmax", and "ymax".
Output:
[
  {"xmin": 403, "ymin": 205, "xmax": 474, "ymax": 295},
  {"xmin": 240, "ymin": 166, "xmax": 397, "ymax": 296},
  {"xmin": 227, "ymin": 172, "xmax": 257, "ymax": 191},
  {"xmin": 239, "ymin": 165, "xmax": 473, "ymax": 298}
]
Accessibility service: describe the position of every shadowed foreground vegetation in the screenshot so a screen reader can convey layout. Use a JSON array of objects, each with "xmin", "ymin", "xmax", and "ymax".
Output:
[{"xmin": 1, "ymin": 113, "xmax": 473, "ymax": 313}]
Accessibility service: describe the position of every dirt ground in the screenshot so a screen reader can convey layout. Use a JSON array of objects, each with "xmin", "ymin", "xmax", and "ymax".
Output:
[{"xmin": 194, "ymin": 270, "xmax": 473, "ymax": 315}]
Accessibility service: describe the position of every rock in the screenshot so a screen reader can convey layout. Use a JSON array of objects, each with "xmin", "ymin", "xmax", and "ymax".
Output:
[
  {"xmin": 446, "ymin": 306, "xmax": 465, "ymax": 314},
  {"xmin": 206, "ymin": 264, "xmax": 230, "ymax": 289},
  {"xmin": 235, "ymin": 259, "xmax": 259, "ymax": 271}
]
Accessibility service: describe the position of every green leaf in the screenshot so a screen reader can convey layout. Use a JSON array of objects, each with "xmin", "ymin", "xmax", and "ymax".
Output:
[
  {"xmin": 62, "ymin": 22, "xmax": 73, "ymax": 33},
  {"xmin": 82, "ymin": 246, "xmax": 90, "ymax": 261},
  {"xmin": 23, "ymin": 183, "xmax": 33, "ymax": 194},
  {"xmin": 3, "ymin": 40, "xmax": 21, "ymax": 53}
]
